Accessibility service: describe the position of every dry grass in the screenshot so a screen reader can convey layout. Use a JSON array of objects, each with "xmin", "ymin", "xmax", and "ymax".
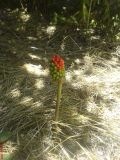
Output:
[
  {"xmin": 0, "ymin": 9, "xmax": 120, "ymax": 160},
  {"xmin": 0, "ymin": 50, "xmax": 120, "ymax": 160}
]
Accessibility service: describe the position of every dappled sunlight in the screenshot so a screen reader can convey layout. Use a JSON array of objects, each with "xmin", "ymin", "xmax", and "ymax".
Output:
[
  {"xmin": 73, "ymin": 69, "xmax": 83, "ymax": 76},
  {"xmin": 65, "ymin": 55, "xmax": 120, "ymax": 129},
  {"xmin": 87, "ymin": 101, "xmax": 100, "ymax": 114},
  {"xmin": 45, "ymin": 153, "xmax": 59, "ymax": 160},
  {"xmin": 84, "ymin": 67, "xmax": 120, "ymax": 106},
  {"xmin": 10, "ymin": 88, "xmax": 21, "ymax": 98},
  {"xmin": 74, "ymin": 114, "xmax": 90, "ymax": 124},
  {"xmin": 27, "ymin": 37, "xmax": 38, "ymax": 41},
  {"xmin": 32, "ymin": 101, "xmax": 43, "ymax": 108},
  {"xmin": 23, "ymin": 63, "xmax": 49, "ymax": 77},
  {"xmin": 28, "ymin": 53, "xmax": 41, "ymax": 60},
  {"xmin": 20, "ymin": 11, "xmax": 30, "ymax": 22},
  {"xmin": 4, "ymin": 140, "xmax": 17, "ymax": 158},
  {"xmin": 0, "ymin": 6, "xmax": 120, "ymax": 160},
  {"xmin": 83, "ymin": 69, "xmax": 120, "ymax": 90},
  {"xmin": 74, "ymin": 58, "xmax": 81, "ymax": 65},
  {"xmin": 65, "ymin": 71, "xmax": 72, "ymax": 82},
  {"xmin": 35, "ymin": 78, "xmax": 44, "ymax": 89},
  {"xmin": 20, "ymin": 96, "xmax": 33, "ymax": 106},
  {"xmin": 46, "ymin": 26, "xmax": 56, "ymax": 37},
  {"xmin": 115, "ymin": 45, "xmax": 120, "ymax": 57},
  {"xmin": 103, "ymin": 104, "xmax": 120, "ymax": 120},
  {"xmin": 102, "ymin": 69, "xmax": 120, "ymax": 84},
  {"xmin": 67, "ymin": 56, "xmax": 120, "ymax": 88},
  {"xmin": 30, "ymin": 46, "xmax": 39, "ymax": 51},
  {"xmin": 66, "ymin": 69, "xmax": 85, "ymax": 88},
  {"xmin": 107, "ymin": 57, "xmax": 119, "ymax": 66}
]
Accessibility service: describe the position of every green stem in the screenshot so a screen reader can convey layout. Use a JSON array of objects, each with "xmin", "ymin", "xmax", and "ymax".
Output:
[{"xmin": 55, "ymin": 79, "xmax": 63, "ymax": 121}]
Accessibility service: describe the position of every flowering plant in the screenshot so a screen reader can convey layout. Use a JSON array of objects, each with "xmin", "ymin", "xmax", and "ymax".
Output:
[
  {"xmin": 50, "ymin": 55, "xmax": 65, "ymax": 81},
  {"xmin": 50, "ymin": 55, "xmax": 65, "ymax": 121}
]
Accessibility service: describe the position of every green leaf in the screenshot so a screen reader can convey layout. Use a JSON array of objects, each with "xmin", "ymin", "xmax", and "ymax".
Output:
[
  {"xmin": 83, "ymin": 3, "xmax": 88, "ymax": 22},
  {"xmin": 0, "ymin": 132, "xmax": 12, "ymax": 143}
]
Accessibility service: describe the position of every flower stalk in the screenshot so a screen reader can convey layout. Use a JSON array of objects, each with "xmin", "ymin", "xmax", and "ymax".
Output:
[
  {"xmin": 55, "ymin": 79, "xmax": 63, "ymax": 121},
  {"xmin": 50, "ymin": 55, "xmax": 65, "ymax": 121}
]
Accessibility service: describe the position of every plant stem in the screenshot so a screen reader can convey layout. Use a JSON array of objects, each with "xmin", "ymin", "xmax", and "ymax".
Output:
[{"xmin": 55, "ymin": 79, "xmax": 63, "ymax": 121}]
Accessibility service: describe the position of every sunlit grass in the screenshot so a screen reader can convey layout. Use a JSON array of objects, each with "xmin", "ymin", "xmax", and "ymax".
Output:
[
  {"xmin": 28, "ymin": 53, "xmax": 41, "ymax": 60},
  {"xmin": 10, "ymin": 88, "xmax": 21, "ymax": 98},
  {"xmin": 0, "ymin": 16, "xmax": 120, "ymax": 159},
  {"xmin": 46, "ymin": 26, "xmax": 56, "ymax": 37},
  {"xmin": 23, "ymin": 63, "xmax": 49, "ymax": 77},
  {"xmin": 0, "ymin": 52, "xmax": 120, "ymax": 159}
]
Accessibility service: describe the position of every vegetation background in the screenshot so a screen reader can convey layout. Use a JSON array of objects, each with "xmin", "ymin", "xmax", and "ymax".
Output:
[{"xmin": 0, "ymin": 0, "xmax": 120, "ymax": 160}]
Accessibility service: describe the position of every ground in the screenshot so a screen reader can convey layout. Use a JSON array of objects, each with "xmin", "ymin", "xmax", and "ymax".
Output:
[{"xmin": 0, "ymin": 9, "xmax": 120, "ymax": 160}]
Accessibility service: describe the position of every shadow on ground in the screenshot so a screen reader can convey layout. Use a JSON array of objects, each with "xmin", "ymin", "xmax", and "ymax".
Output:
[{"xmin": 0, "ymin": 9, "xmax": 120, "ymax": 160}]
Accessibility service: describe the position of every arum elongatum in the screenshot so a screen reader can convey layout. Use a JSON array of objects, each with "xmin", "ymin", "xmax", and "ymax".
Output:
[{"xmin": 50, "ymin": 55, "xmax": 65, "ymax": 121}]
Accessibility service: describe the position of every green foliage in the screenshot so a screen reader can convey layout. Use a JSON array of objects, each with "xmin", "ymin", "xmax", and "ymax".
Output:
[
  {"xmin": 0, "ymin": 132, "xmax": 12, "ymax": 143},
  {"xmin": 0, "ymin": 0, "xmax": 120, "ymax": 39}
]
